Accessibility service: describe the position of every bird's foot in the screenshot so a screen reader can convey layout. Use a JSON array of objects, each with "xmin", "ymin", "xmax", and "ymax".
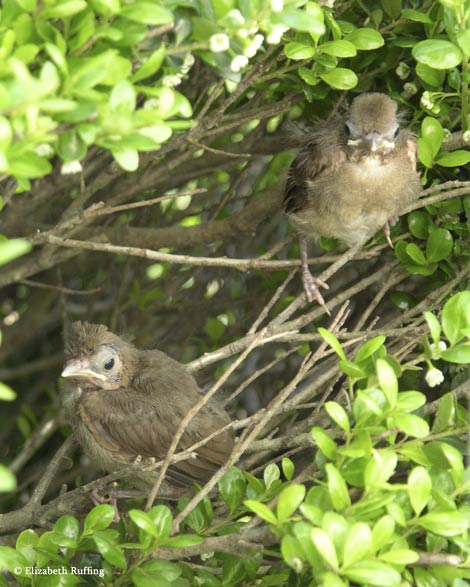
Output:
[
  {"xmin": 302, "ymin": 269, "xmax": 330, "ymax": 314},
  {"xmin": 90, "ymin": 485, "xmax": 122, "ymax": 523},
  {"xmin": 382, "ymin": 221, "xmax": 394, "ymax": 249}
]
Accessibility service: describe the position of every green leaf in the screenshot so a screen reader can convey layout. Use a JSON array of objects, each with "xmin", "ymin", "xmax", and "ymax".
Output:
[
  {"xmin": 405, "ymin": 243, "xmax": 427, "ymax": 265},
  {"xmin": 111, "ymin": 148, "xmax": 139, "ymax": 171},
  {"xmin": 424, "ymin": 311, "xmax": 441, "ymax": 344},
  {"xmin": 426, "ymin": 228, "xmax": 453, "ymax": 263},
  {"xmin": 456, "ymin": 29, "xmax": 470, "ymax": 57},
  {"xmin": 311, "ymin": 528, "xmax": 338, "ymax": 571},
  {"xmin": 264, "ymin": 463, "xmax": 280, "ymax": 491},
  {"xmin": 371, "ymin": 515, "xmax": 395, "ymax": 550},
  {"xmin": 343, "ymin": 560, "xmax": 401, "ymax": 586},
  {"xmin": 0, "ymin": 546, "xmax": 29, "ymax": 575},
  {"xmin": 42, "ymin": 0, "xmax": 87, "ymax": 18},
  {"xmin": 417, "ymin": 138, "xmax": 434, "ymax": 168},
  {"xmin": 218, "ymin": 467, "xmax": 246, "ymax": 511},
  {"xmin": 273, "ymin": 8, "xmax": 325, "ymax": 34},
  {"xmin": 391, "ymin": 414, "xmax": 429, "ymax": 438},
  {"xmin": 401, "ymin": 8, "xmax": 433, "ymax": 23},
  {"xmin": 244, "ymin": 500, "xmax": 278, "ymax": 525},
  {"xmin": 0, "ymin": 382, "xmax": 16, "ymax": 401},
  {"xmin": 417, "ymin": 511, "xmax": 469, "ymax": 536},
  {"xmin": 164, "ymin": 534, "xmax": 202, "ymax": 547},
  {"xmin": 441, "ymin": 291, "xmax": 470, "ymax": 345},
  {"xmin": 83, "ymin": 504, "xmax": 115, "ymax": 532},
  {"xmin": 318, "ymin": 328, "xmax": 346, "ymax": 359},
  {"xmin": 325, "ymin": 402, "xmax": 350, "ymax": 433},
  {"xmin": 421, "ymin": 117, "xmax": 444, "ymax": 156},
  {"xmin": 282, "ymin": 458, "xmax": 294, "ymax": 481},
  {"xmin": 415, "ymin": 63, "xmax": 445, "ymax": 88},
  {"xmin": 326, "ymin": 464, "xmax": 351, "ymax": 511},
  {"xmin": 129, "ymin": 509, "xmax": 159, "ymax": 538},
  {"xmin": 284, "ymin": 42, "xmax": 315, "ymax": 60},
  {"xmin": 276, "ymin": 484, "xmax": 306, "ymax": 522},
  {"xmin": 412, "ymin": 40, "xmax": 462, "ymax": 70},
  {"xmin": 441, "ymin": 344, "xmax": 470, "ymax": 364},
  {"xmin": 379, "ymin": 549, "xmax": 419, "ymax": 564},
  {"xmin": 346, "ymin": 28, "xmax": 384, "ymax": 50},
  {"xmin": 395, "ymin": 391, "xmax": 426, "ymax": 413},
  {"xmin": 311, "ymin": 427, "xmax": 337, "ymax": 460},
  {"xmin": 121, "ymin": 2, "xmax": 173, "ymax": 25},
  {"xmin": 355, "ymin": 336, "xmax": 386, "ymax": 362},
  {"xmin": 376, "ymin": 359, "xmax": 397, "ymax": 408},
  {"xmin": 408, "ymin": 466, "xmax": 431, "ymax": 516},
  {"xmin": 110, "ymin": 80, "xmax": 136, "ymax": 112},
  {"xmin": 0, "ymin": 239, "xmax": 32, "ymax": 267},
  {"xmin": 54, "ymin": 515, "xmax": 79, "ymax": 541},
  {"xmin": 16, "ymin": 530, "xmax": 38, "ymax": 566},
  {"xmin": 93, "ymin": 531, "xmax": 126, "ymax": 568},
  {"xmin": 132, "ymin": 46, "xmax": 166, "ymax": 82},
  {"xmin": 339, "ymin": 360, "xmax": 367, "ymax": 379},
  {"xmin": 364, "ymin": 450, "xmax": 397, "ymax": 490},
  {"xmin": 436, "ymin": 150, "xmax": 470, "ymax": 166},
  {"xmin": 342, "ymin": 523, "xmax": 372, "ymax": 567},
  {"xmin": 319, "ymin": 68, "xmax": 358, "ymax": 90},
  {"xmin": 320, "ymin": 40, "xmax": 357, "ymax": 57},
  {"xmin": 9, "ymin": 154, "xmax": 52, "ymax": 178},
  {"xmin": 281, "ymin": 535, "xmax": 304, "ymax": 572},
  {"xmin": 132, "ymin": 560, "xmax": 182, "ymax": 586},
  {"xmin": 0, "ymin": 465, "xmax": 16, "ymax": 492}
]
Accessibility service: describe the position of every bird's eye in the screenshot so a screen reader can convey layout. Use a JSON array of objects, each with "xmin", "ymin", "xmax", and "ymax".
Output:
[{"xmin": 104, "ymin": 358, "xmax": 115, "ymax": 370}]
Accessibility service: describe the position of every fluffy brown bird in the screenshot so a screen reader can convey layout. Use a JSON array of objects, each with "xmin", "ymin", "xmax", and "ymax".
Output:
[
  {"xmin": 284, "ymin": 93, "xmax": 421, "ymax": 307},
  {"xmin": 62, "ymin": 321, "xmax": 234, "ymax": 491}
]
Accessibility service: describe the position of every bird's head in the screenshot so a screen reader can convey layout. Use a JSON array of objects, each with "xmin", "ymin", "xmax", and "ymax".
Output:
[
  {"xmin": 345, "ymin": 93, "xmax": 399, "ymax": 156},
  {"xmin": 62, "ymin": 321, "xmax": 136, "ymax": 390}
]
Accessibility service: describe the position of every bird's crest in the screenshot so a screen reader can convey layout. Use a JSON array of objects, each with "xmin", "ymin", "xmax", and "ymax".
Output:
[{"xmin": 65, "ymin": 321, "xmax": 117, "ymax": 357}]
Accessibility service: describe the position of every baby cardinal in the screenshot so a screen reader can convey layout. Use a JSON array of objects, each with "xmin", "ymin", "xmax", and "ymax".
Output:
[
  {"xmin": 284, "ymin": 92, "xmax": 421, "ymax": 307},
  {"xmin": 62, "ymin": 321, "xmax": 234, "ymax": 493}
]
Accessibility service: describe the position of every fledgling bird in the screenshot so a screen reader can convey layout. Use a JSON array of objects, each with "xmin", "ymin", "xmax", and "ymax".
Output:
[
  {"xmin": 284, "ymin": 93, "xmax": 421, "ymax": 308},
  {"xmin": 61, "ymin": 321, "xmax": 234, "ymax": 493}
]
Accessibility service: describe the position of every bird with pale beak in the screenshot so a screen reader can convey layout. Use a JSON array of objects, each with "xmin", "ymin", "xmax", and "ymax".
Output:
[{"xmin": 284, "ymin": 92, "xmax": 421, "ymax": 309}]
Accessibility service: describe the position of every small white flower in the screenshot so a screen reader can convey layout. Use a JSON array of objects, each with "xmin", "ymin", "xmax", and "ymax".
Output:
[
  {"xmin": 244, "ymin": 34, "xmax": 264, "ymax": 58},
  {"xmin": 398, "ymin": 300, "xmax": 409, "ymax": 310},
  {"xmin": 270, "ymin": 0, "xmax": 284, "ymax": 11},
  {"xmin": 230, "ymin": 55, "xmax": 249, "ymax": 72},
  {"xmin": 420, "ymin": 91, "xmax": 434, "ymax": 110},
  {"xmin": 61, "ymin": 160, "xmax": 82, "ymax": 175},
  {"xmin": 162, "ymin": 74, "xmax": 182, "ymax": 87},
  {"xmin": 395, "ymin": 61, "xmax": 410, "ymax": 80},
  {"xmin": 35, "ymin": 143, "xmax": 54, "ymax": 157},
  {"xmin": 463, "ymin": 130, "xmax": 470, "ymax": 142},
  {"xmin": 226, "ymin": 9, "xmax": 245, "ymax": 25},
  {"xmin": 425, "ymin": 367, "xmax": 444, "ymax": 388},
  {"xmin": 209, "ymin": 33, "xmax": 230, "ymax": 53},
  {"xmin": 403, "ymin": 82, "xmax": 417, "ymax": 97},
  {"xmin": 144, "ymin": 98, "xmax": 159, "ymax": 109},
  {"xmin": 430, "ymin": 341, "xmax": 447, "ymax": 359},
  {"xmin": 266, "ymin": 25, "xmax": 287, "ymax": 44},
  {"xmin": 181, "ymin": 53, "xmax": 195, "ymax": 74},
  {"xmin": 238, "ymin": 28, "xmax": 249, "ymax": 39}
]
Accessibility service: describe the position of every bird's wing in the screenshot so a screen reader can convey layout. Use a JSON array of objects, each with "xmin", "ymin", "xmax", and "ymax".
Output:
[
  {"xmin": 79, "ymin": 385, "xmax": 233, "ymax": 486},
  {"xmin": 284, "ymin": 124, "xmax": 346, "ymax": 214}
]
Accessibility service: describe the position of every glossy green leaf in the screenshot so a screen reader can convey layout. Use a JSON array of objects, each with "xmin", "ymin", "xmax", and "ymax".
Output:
[
  {"xmin": 319, "ymin": 68, "xmax": 358, "ymax": 90},
  {"xmin": 417, "ymin": 511, "xmax": 469, "ymax": 536},
  {"xmin": 408, "ymin": 466, "xmax": 431, "ymax": 515},
  {"xmin": 0, "ymin": 465, "xmax": 16, "ymax": 492},
  {"xmin": 121, "ymin": 2, "xmax": 173, "ymax": 25},
  {"xmin": 325, "ymin": 402, "xmax": 350, "ymax": 433},
  {"xmin": 436, "ymin": 150, "xmax": 470, "ymax": 167},
  {"xmin": 94, "ymin": 531, "xmax": 126, "ymax": 568},
  {"xmin": 129, "ymin": 509, "xmax": 160, "ymax": 538},
  {"xmin": 311, "ymin": 528, "xmax": 338, "ymax": 571},
  {"xmin": 391, "ymin": 414, "xmax": 429, "ymax": 438},
  {"xmin": 405, "ymin": 243, "xmax": 427, "ymax": 265},
  {"xmin": 0, "ymin": 239, "xmax": 32, "ymax": 267},
  {"xmin": 132, "ymin": 46, "xmax": 166, "ymax": 82},
  {"xmin": 0, "ymin": 382, "xmax": 16, "ymax": 401},
  {"xmin": 441, "ymin": 291, "xmax": 470, "ymax": 345},
  {"xmin": 421, "ymin": 117, "xmax": 444, "ymax": 156},
  {"xmin": 318, "ymin": 328, "xmax": 346, "ymax": 359},
  {"xmin": 218, "ymin": 467, "xmax": 246, "ymax": 511},
  {"xmin": 424, "ymin": 311, "xmax": 441, "ymax": 344},
  {"xmin": 342, "ymin": 523, "xmax": 371, "ymax": 567},
  {"xmin": 311, "ymin": 427, "xmax": 337, "ymax": 460},
  {"xmin": 441, "ymin": 344, "xmax": 470, "ymax": 364},
  {"xmin": 111, "ymin": 147, "xmax": 139, "ymax": 171},
  {"xmin": 83, "ymin": 504, "xmax": 115, "ymax": 532},
  {"xmin": 376, "ymin": 359, "xmax": 398, "ymax": 408},
  {"xmin": 355, "ymin": 336, "xmax": 386, "ymax": 362},
  {"xmin": 412, "ymin": 40, "xmax": 461, "ymax": 69},
  {"xmin": 343, "ymin": 560, "xmax": 401, "ymax": 585},
  {"xmin": 277, "ymin": 484, "xmax": 306, "ymax": 522},
  {"xmin": 320, "ymin": 40, "xmax": 357, "ymax": 57},
  {"xmin": 284, "ymin": 42, "xmax": 315, "ymax": 60},
  {"xmin": 347, "ymin": 28, "xmax": 384, "ymax": 50},
  {"xmin": 244, "ymin": 500, "xmax": 278, "ymax": 525},
  {"xmin": 282, "ymin": 458, "xmax": 295, "ymax": 481},
  {"xmin": 274, "ymin": 9, "xmax": 325, "ymax": 34},
  {"xmin": 408, "ymin": 211, "xmax": 429, "ymax": 239},
  {"xmin": 401, "ymin": 8, "xmax": 433, "ymax": 23},
  {"xmin": 326, "ymin": 464, "xmax": 351, "ymax": 511}
]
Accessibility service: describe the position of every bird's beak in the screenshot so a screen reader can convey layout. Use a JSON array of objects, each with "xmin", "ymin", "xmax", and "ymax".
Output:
[
  {"xmin": 61, "ymin": 359, "xmax": 107, "ymax": 381},
  {"xmin": 364, "ymin": 132, "xmax": 395, "ymax": 153}
]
